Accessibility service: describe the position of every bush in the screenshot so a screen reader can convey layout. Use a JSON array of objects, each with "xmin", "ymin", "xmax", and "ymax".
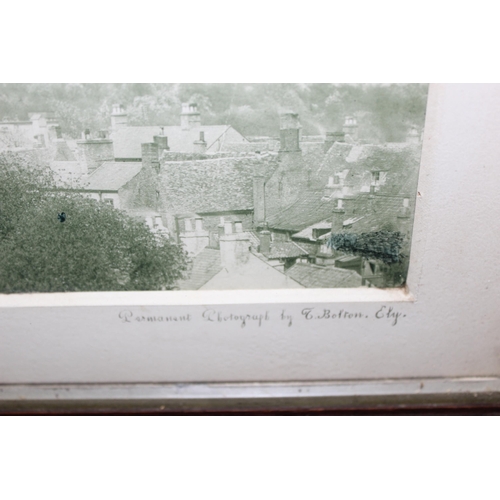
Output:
[{"xmin": 0, "ymin": 153, "xmax": 188, "ymax": 293}]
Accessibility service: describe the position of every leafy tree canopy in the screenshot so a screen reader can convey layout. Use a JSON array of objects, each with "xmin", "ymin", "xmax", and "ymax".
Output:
[{"xmin": 0, "ymin": 153, "xmax": 188, "ymax": 293}]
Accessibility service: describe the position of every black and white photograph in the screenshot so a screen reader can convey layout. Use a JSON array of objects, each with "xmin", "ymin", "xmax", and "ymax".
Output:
[{"xmin": 0, "ymin": 83, "xmax": 428, "ymax": 292}]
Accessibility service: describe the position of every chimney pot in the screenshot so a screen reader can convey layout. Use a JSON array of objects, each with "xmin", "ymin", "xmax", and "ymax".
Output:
[
  {"xmin": 195, "ymin": 217, "xmax": 203, "ymax": 232},
  {"xmin": 224, "ymin": 221, "xmax": 233, "ymax": 235},
  {"xmin": 185, "ymin": 218, "xmax": 193, "ymax": 232},
  {"xmin": 234, "ymin": 221, "xmax": 243, "ymax": 233}
]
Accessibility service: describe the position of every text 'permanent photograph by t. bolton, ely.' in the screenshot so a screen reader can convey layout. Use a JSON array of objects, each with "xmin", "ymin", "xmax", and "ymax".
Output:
[{"xmin": 0, "ymin": 83, "xmax": 429, "ymax": 293}]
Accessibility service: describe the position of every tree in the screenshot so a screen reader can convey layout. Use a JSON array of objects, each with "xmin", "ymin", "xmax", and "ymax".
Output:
[{"xmin": 0, "ymin": 152, "xmax": 189, "ymax": 293}]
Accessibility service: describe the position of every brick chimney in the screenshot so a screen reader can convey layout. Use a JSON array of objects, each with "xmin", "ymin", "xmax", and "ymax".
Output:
[
  {"xmin": 76, "ymin": 132, "xmax": 114, "ymax": 174},
  {"xmin": 181, "ymin": 102, "xmax": 201, "ymax": 130},
  {"xmin": 193, "ymin": 131, "xmax": 207, "ymax": 154},
  {"xmin": 343, "ymin": 116, "xmax": 359, "ymax": 142},
  {"xmin": 279, "ymin": 112, "xmax": 301, "ymax": 153},
  {"xmin": 219, "ymin": 221, "xmax": 251, "ymax": 270},
  {"xmin": 179, "ymin": 216, "xmax": 210, "ymax": 256},
  {"xmin": 111, "ymin": 104, "xmax": 128, "ymax": 132}
]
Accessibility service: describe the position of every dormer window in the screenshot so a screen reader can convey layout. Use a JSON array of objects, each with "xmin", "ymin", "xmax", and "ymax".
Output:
[{"xmin": 372, "ymin": 171, "xmax": 380, "ymax": 183}]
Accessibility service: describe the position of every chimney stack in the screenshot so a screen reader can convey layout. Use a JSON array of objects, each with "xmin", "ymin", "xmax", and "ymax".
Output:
[
  {"xmin": 258, "ymin": 228, "xmax": 271, "ymax": 254},
  {"xmin": 253, "ymin": 175, "xmax": 266, "ymax": 226},
  {"xmin": 141, "ymin": 142, "xmax": 160, "ymax": 173},
  {"xmin": 181, "ymin": 102, "xmax": 201, "ymax": 130},
  {"xmin": 279, "ymin": 112, "xmax": 301, "ymax": 153},
  {"xmin": 111, "ymin": 104, "xmax": 128, "ymax": 131},
  {"xmin": 324, "ymin": 131, "xmax": 345, "ymax": 152},
  {"xmin": 219, "ymin": 222, "xmax": 251, "ymax": 270},
  {"xmin": 343, "ymin": 116, "xmax": 359, "ymax": 142},
  {"xmin": 331, "ymin": 199, "xmax": 346, "ymax": 233},
  {"xmin": 154, "ymin": 134, "xmax": 170, "ymax": 153},
  {"xmin": 179, "ymin": 216, "xmax": 210, "ymax": 256},
  {"xmin": 193, "ymin": 131, "xmax": 207, "ymax": 154}
]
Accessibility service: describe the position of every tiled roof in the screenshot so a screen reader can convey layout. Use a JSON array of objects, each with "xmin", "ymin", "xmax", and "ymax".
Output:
[
  {"xmin": 315, "ymin": 142, "xmax": 420, "ymax": 194},
  {"xmin": 111, "ymin": 125, "xmax": 242, "ymax": 158},
  {"xmin": 266, "ymin": 190, "xmax": 337, "ymax": 232},
  {"xmin": 263, "ymin": 241, "xmax": 309, "ymax": 259},
  {"xmin": 292, "ymin": 220, "xmax": 332, "ymax": 240},
  {"xmin": 83, "ymin": 161, "xmax": 142, "ymax": 191},
  {"xmin": 176, "ymin": 248, "xmax": 222, "ymax": 290},
  {"xmin": 317, "ymin": 194, "xmax": 410, "ymax": 237},
  {"xmin": 160, "ymin": 154, "xmax": 279, "ymax": 214},
  {"xmin": 286, "ymin": 262, "xmax": 362, "ymax": 288}
]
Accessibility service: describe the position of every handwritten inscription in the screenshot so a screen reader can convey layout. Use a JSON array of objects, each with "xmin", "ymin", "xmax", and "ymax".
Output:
[
  {"xmin": 118, "ymin": 310, "xmax": 192, "ymax": 323},
  {"xmin": 119, "ymin": 305, "xmax": 407, "ymax": 328},
  {"xmin": 202, "ymin": 309, "xmax": 270, "ymax": 328}
]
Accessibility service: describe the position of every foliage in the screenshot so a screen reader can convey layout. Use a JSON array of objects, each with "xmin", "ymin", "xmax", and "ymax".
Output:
[
  {"xmin": 327, "ymin": 231, "xmax": 405, "ymax": 264},
  {"xmin": 0, "ymin": 153, "xmax": 188, "ymax": 293},
  {"xmin": 0, "ymin": 83, "xmax": 429, "ymax": 141}
]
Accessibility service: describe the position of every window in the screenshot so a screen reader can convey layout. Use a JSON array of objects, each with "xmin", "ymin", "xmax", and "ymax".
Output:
[{"xmin": 104, "ymin": 198, "xmax": 114, "ymax": 207}]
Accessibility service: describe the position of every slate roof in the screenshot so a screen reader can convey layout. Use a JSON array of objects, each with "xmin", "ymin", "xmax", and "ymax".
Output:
[
  {"xmin": 111, "ymin": 125, "xmax": 242, "ymax": 158},
  {"xmin": 286, "ymin": 262, "xmax": 362, "ymax": 288},
  {"xmin": 160, "ymin": 154, "xmax": 279, "ymax": 214},
  {"xmin": 263, "ymin": 241, "xmax": 309, "ymax": 260},
  {"xmin": 83, "ymin": 161, "xmax": 142, "ymax": 191},
  {"xmin": 292, "ymin": 220, "xmax": 332, "ymax": 241},
  {"xmin": 315, "ymin": 142, "xmax": 420, "ymax": 194},
  {"xmin": 315, "ymin": 194, "xmax": 410, "ymax": 237},
  {"xmin": 266, "ymin": 190, "xmax": 337, "ymax": 232},
  {"xmin": 176, "ymin": 248, "xmax": 222, "ymax": 290}
]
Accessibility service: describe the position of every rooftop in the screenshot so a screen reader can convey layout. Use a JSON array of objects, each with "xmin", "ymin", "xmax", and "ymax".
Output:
[
  {"xmin": 176, "ymin": 248, "xmax": 222, "ymax": 290},
  {"xmin": 160, "ymin": 154, "xmax": 279, "ymax": 214},
  {"xmin": 286, "ymin": 262, "xmax": 363, "ymax": 288},
  {"xmin": 83, "ymin": 161, "xmax": 142, "ymax": 191},
  {"xmin": 266, "ymin": 190, "xmax": 337, "ymax": 232},
  {"xmin": 111, "ymin": 125, "xmax": 242, "ymax": 158},
  {"xmin": 263, "ymin": 241, "xmax": 309, "ymax": 260}
]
